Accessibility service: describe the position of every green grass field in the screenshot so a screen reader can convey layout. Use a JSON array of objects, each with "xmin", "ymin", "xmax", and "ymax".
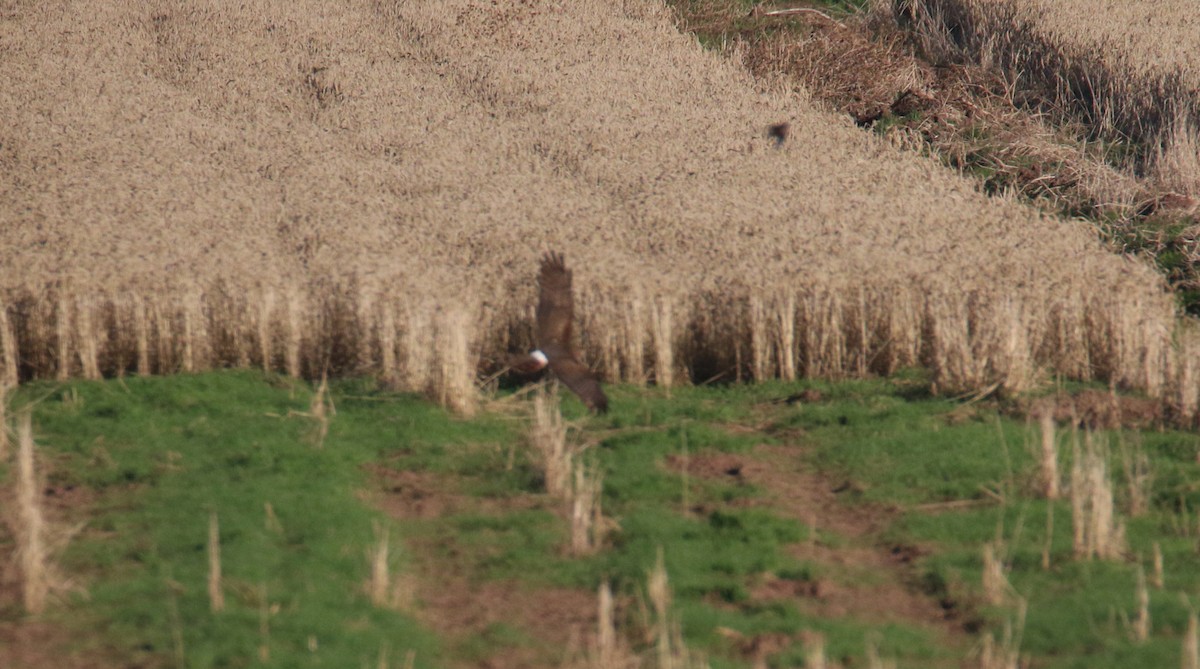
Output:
[{"xmin": 2, "ymin": 370, "xmax": 1199, "ymax": 668}]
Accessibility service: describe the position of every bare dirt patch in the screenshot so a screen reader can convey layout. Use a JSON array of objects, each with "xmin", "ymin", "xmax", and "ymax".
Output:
[
  {"xmin": 1012, "ymin": 389, "xmax": 1164, "ymax": 430},
  {"xmin": 0, "ymin": 480, "xmax": 120, "ymax": 669},
  {"xmin": 414, "ymin": 577, "xmax": 596, "ymax": 669},
  {"xmin": 0, "ymin": 621, "xmax": 129, "ymax": 669},
  {"xmin": 368, "ymin": 464, "xmax": 596, "ymax": 669},
  {"xmin": 669, "ymin": 444, "xmax": 975, "ymax": 639},
  {"xmin": 365, "ymin": 464, "xmax": 470, "ymax": 520}
]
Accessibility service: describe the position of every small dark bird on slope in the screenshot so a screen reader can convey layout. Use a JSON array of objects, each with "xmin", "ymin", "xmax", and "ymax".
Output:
[
  {"xmin": 509, "ymin": 252, "xmax": 609, "ymax": 413},
  {"xmin": 767, "ymin": 122, "xmax": 790, "ymax": 147}
]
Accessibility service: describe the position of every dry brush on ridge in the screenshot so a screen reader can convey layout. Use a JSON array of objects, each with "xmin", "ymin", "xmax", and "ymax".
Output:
[
  {"xmin": 898, "ymin": 0, "xmax": 1200, "ymax": 200},
  {"xmin": 0, "ymin": 0, "xmax": 1197, "ymax": 422}
]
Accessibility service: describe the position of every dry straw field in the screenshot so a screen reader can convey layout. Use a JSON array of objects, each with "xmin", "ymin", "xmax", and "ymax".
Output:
[
  {"xmin": 1, "ymin": 0, "xmax": 1197, "ymax": 420},
  {"xmin": 902, "ymin": 0, "xmax": 1200, "ymax": 193}
]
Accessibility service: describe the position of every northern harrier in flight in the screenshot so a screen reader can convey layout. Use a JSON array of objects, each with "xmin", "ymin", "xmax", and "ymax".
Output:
[{"xmin": 510, "ymin": 252, "xmax": 609, "ymax": 413}]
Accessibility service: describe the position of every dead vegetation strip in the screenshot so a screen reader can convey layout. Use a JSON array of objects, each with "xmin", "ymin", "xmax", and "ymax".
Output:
[{"xmin": 676, "ymin": 0, "xmax": 1200, "ymax": 313}]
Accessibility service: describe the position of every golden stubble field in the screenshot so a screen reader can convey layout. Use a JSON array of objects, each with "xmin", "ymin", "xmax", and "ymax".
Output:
[{"xmin": 0, "ymin": 0, "xmax": 1196, "ymax": 419}]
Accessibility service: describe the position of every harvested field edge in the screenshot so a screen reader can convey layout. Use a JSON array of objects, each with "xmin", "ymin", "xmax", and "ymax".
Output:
[
  {"xmin": 3, "ymin": 278, "xmax": 1199, "ymax": 426},
  {"xmin": 897, "ymin": 0, "xmax": 1200, "ymax": 162}
]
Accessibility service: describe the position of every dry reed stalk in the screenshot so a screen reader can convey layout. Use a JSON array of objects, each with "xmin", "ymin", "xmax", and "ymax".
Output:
[
  {"xmin": 1152, "ymin": 542, "xmax": 1164, "ymax": 589},
  {"xmin": 183, "ymin": 290, "xmax": 209, "ymax": 374},
  {"xmin": 153, "ymin": 303, "xmax": 174, "ymax": 374},
  {"xmin": 285, "ymin": 288, "xmax": 303, "ymax": 378},
  {"xmin": 0, "ymin": 384, "xmax": 8, "ymax": 462},
  {"xmin": 208, "ymin": 511, "xmax": 224, "ymax": 612},
  {"xmin": 775, "ymin": 292, "xmax": 796, "ymax": 381},
  {"xmin": 379, "ymin": 300, "xmax": 399, "ymax": 388},
  {"xmin": 1119, "ymin": 435, "xmax": 1153, "ymax": 517},
  {"xmin": 264, "ymin": 502, "xmax": 283, "ymax": 534},
  {"xmin": 258, "ymin": 289, "xmax": 276, "ymax": 373},
  {"xmin": 181, "ymin": 296, "xmax": 195, "ymax": 373},
  {"xmin": 1070, "ymin": 432, "xmax": 1126, "ymax": 560},
  {"xmin": 982, "ymin": 541, "xmax": 1012, "ymax": 606},
  {"xmin": 802, "ymin": 630, "xmax": 826, "ymax": 669},
  {"xmin": 623, "ymin": 295, "xmax": 647, "ymax": 387},
  {"xmin": 1152, "ymin": 115, "xmax": 1200, "ymax": 197},
  {"xmin": 1174, "ymin": 327, "xmax": 1200, "ymax": 427},
  {"xmin": 434, "ymin": 306, "xmax": 477, "ymax": 416},
  {"xmin": 308, "ymin": 374, "xmax": 333, "ymax": 448},
  {"xmin": 1186, "ymin": 610, "xmax": 1200, "ymax": 669},
  {"xmin": 258, "ymin": 583, "xmax": 271, "ymax": 662},
  {"xmin": 977, "ymin": 598, "xmax": 1025, "ymax": 669},
  {"xmin": 571, "ymin": 458, "xmax": 605, "ymax": 555},
  {"xmin": 583, "ymin": 581, "xmax": 636, "ymax": 669},
  {"xmin": 531, "ymin": 386, "xmax": 571, "ymax": 498},
  {"xmin": 367, "ymin": 521, "xmax": 391, "ymax": 608},
  {"xmin": 0, "ymin": 300, "xmax": 17, "ymax": 387},
  {"xmin": 645, "ymin": 547, "xmax": 707, "ymax": 669},
  {"xmin": 75, "ymin": 297, "xmax": 101, "ymax": 380},
  {"xmin": 1133, "ymin": 564, "xmax": 1150, "ymax": 642},
  {"xmin": 597, "ymin": 581, "xmax": 617, "ymax": 667},
  {"xmin": 748, "ymin": 294, "xmax": 769, "ymax": 382},
  {"xmin": 15, "ymin": 412, "xmax": 48, "ymax": 613},
  {"xmin": 133, "ymin": 296, "xmax": 150, "ymax": 375},
  {"xmin": 651, "ymin": 296, "xmax": 674, "ymax": 388},
  {"xmin": 1037, "ymin": 401, "xmax": 1059, "ymax": 500},
  {"xmin": 1041, "ymin": 502, "xmax": 1054, "ymax": 570},
  {"xmin": 402, "ymin": 305, "xmax": 433, "ymax": 395},
  {"xmin": 55, "ymin": 293, "xmax": 70, "ymax": 381}
]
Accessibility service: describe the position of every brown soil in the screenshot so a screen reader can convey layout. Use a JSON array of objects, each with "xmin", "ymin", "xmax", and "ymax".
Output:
[
  {"xmin": 670, "ymin": 446, "xmax": 977, "ymax": 643},
  {"xmin": 368, "ymin": 462, "xmax": 597, "ymax": 669},
  {"xmin": 1012, "ymin": 388, "xmax": 1164, "ymax": 430},
  {"xmin": 0, "ymin": 482, "xmax": 123, "ymax": 669},
  {"xmin": 0, "ymin": 621, "xmax": 125, "ymax": 669},
  {"xmin": 413, "ymin": 577, "xmax": 597, "ymax": 669}
]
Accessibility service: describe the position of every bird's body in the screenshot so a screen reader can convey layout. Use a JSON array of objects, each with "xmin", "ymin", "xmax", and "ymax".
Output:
[{"xmin": 510, "ymin": 252, "xmax": 608, "ymax": 413}]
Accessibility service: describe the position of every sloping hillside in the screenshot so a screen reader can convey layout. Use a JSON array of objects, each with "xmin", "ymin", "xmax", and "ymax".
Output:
[{"xmin": 0, "ymin": 0, "xmax": 1192, "ymax": 418}]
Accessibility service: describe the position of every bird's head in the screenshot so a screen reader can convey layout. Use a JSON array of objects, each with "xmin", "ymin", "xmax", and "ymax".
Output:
[{"xmin": 529, "ymin": 349, "xmax": 549, "ymax": 370}]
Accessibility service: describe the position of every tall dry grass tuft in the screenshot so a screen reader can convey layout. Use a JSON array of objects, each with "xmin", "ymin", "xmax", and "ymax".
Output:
[
  {"xmin": 307, "ymin": 374, "xmax": 334, "ymax": 449},
  {"xmin": 982, "ymin": 541, "xmax": 1014, "ymax": 606},
  {"xmin": 977, "ymin": 599, "xmax": 1026, "ymax": 669},
  {"xmin": 1152, "ymin": 542, "xmax": 1164, "ymax": 589},
  {"xmin": 571, "ymin": 458, "xmax": 606, "ymax": 556},
  {"xmin": 1151, "ymin": 115, "xmax": 1200, "ymax": 198},
  {"xmin": 1185, "ymin": 608, "xmax": 1200, "ymax": 669},
  {"xmin": 651, "ymin": 296, "xmax": 675, "ymax": 389},
  {"xmin": 378, "ymin": 300, "xmax": 399, "ymax": 388},
  {"xmin": 0, "ymin": 383, "xmax": 8, "ymax": 462},
  {"xmin": 576, "ymin": 581, "xmax": 637, "ymax": 669},
  {"xmin": 802, "ymin": 630, "xmax": 826, "ymax": 669},
  {"xmin": 14, "ymin": 412, "xmax": 49, "ymax": 614},
  {"xmin": 1070, "ymin": 431, "xmax": 1126, "ymax": 560},
  {"xmin": 367, "ymin": 521, "xmax": 391, "ymax": 608},
  {"xmin": 434, "ymin": 307, "xmax": 477, "ymax": 416},
  {"xmin": 1036, "ymin": 401, "xmax": 1060, "ymax": 500},
  {"xmin": 622, "ymin": 294, "xmax": 647, "ymax": 387},
  {"xmin": 208, "ymin": 511, "xmax": 225, "ymax": 612},
  {"xmin": 1133, "ymin": 564, "xmax": 1150, "ymax": 642},
  {"xmin": 0, "ymin": 300, "xmax": 18, "ymax": 388},
  {"xmin": 645, "ymin": 548, "xmax": 708, "ymax": 669},
  {"xmin": 531, "ymin": 385, "xmax": 572, "ymax": 498},
  {"xmin": 1118, "ymin": 435, "xmax": 1153, "ymax": 518}
]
